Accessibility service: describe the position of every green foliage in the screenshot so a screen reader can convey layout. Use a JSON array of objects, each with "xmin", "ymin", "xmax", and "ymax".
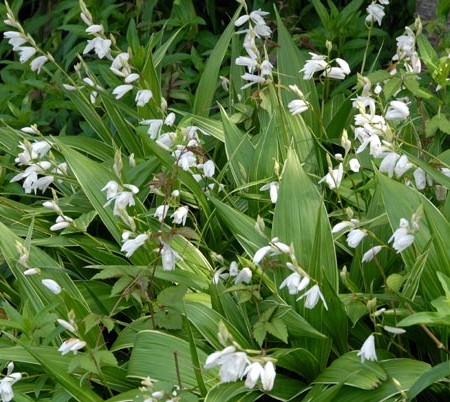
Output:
[{"xmin": 1, "ymin": 0, "xmax": 450, "ymax": 401}]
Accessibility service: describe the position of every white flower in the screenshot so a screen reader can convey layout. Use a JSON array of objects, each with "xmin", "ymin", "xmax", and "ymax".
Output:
[
  {"xmin": 202, "ymin": 160, "xmax": 215, "ymax": 177},
  {"xmin": 347, "ymin": 229, "xmax": 367, "ymax": 248},
  {"xmin": 366, "ymin": 4, "xmax": 385, "ymax": 26},
  {"xmin": 332, "ymin": 220, "xmax": 358, "ymax": 233},
  {"xmin": 58, "ymin": 338, "xmax": 86, "ymax": 355},
  {"xmin": 135, "ymin": 90, "xmax": 152, "ymax": 107},
  {"xmin": 23, "ymin": 268, "xmax": 40, "ymax": 276},
  {"xmin": 357, "ymin": 335, "xmax": 377, "ymax": 363},
  {"xmin": 361, "ymin": 245, "xmax": 382, "ymax": 262},
  {"xmin": 389, "ymin": 219, "xmax": 415, "ymax": 253},
  {"xmin": 262, "ymin": 361, "xmax": 276, "ymax": 391},
  {"xmin": 241, "ymin": 73, "xmax": 266, "ymax": 89},
  {"xmin": 385, "ymin": 100, "xmax": 410, "ymax": 120},
  {"xmin": 154, "ymin": 204, "xmax": 169, "ymax": 222},
  {"xmin": 83, "ymin": 37, "xmax": 111, "ymax": 59},
  {"xmin": 50, "ymin": 215, "xmax": 73, "ymax": 231},
  {"xmin": 174, "ymin": 150, "xmax": 197, "ymax": 171},
  {"xmin": 319, "ymin": 163, "xmax": 343, "ymax": 190},
  {"xmin": 161, "ymin": 242, "xmax": 180, "ymax": 271},
  {"xmin": 4, "ymin": 31, "xmax": 27, "ymax": 49},
  {"xmin": 235, "ymin": 56, "xmax": 257, "ymax": 73},
  {"xmin": 323, "ymin": 65, "xmax": 349, "ymax": 80},
  {"xmin": 379, "ymin": 152, "xmax": 400, "ymax": 178},
  {"xmin": 260, "ymin": 60, "xmax": 273, "ymax": 76},
  {"xmin": 394, "ymin": 155, "xmax": 412, "ymax": 178},
  {"xmin": 101, "ymin": 180, "xmax": 119, "ymax": 200},
  {"xmin": 300, "ymin": 53, "xmax": 328, "ymax": 80},
  {"xmin": 165, "ymin": 112, "xmax": 176, "ymax": 126},
  {"xmin": 234, "ymin": 15, "xmax": 250, "ymax": 27},
  {"xmin": 171, "ymin": 206, "xmax": 189, "ymax": 226},
  {"xmin": 253, "ymin": 238, "xmax": 290, "ymax": 265},
  {"xmin": 287, "ymin": 99, "xmax": 309, "ymax": 115},
  {"xmin": 219, "ymin": 352, "xmax": 249, "ymax": 382},
  {"xmin": 110, "ymin": 52, "xmax": 130, "ymax": 76},
  {"xmin": 349, "ymin": 158, "xmax": 361, "ymax": 172},
  {"xmin": 260, "ymin": 181, "xmax": 278, "ymax": 203},
  {"xmin": 413, "ymin": 168, "xmax": 426, "ymax": 190},
  {"xmin": 17, "ymin": 46, "xmax": 37, "ymax": 63},
  {"xmin": 234, "ymin": 267, "xmax": 252, "ymax": 284},
  {"xmin": 41, "ymin": 279, "xmax": 62, "ymax": 295},
  {"xmin": 143, "ymin": 119, "xmax": 163, "ymax": 139},
  {"xmin": 112, "ymin": 84, "xmax": 133, "ymax": 100},
  {"xmin": 30, "ymin": 55, "xmax": 48, "ymax": 73},
  {"xmin": 204, "ymin": 346, "xmax": 236, "ymax": 368},
  {"xmin": 229, "ymin": 261, "xmax": 239, "ymax": 277},
  {"xmin": 122, "ymin": 234, "xmax": 148, "ymax": 257},
  {"xmin": 280, "ymin": 273, "xmax": 310, "ymax": 295},
  {"xmin": 244, "ymin": 362, "xmax": 265, "ymax": 388},
  {"xmin": 125, "ymin": 73, "xmax": 140, "ymax": 83},
  {"xmin": 384, "ymin": 326, "xmax": 406, "ymax": 335},
  {"xmin": 0, "ymin": 362, "xmax": 21, "ymax": 402},
  {"xmin": 297, "ymin": 284, "xmax": 328, "ymax": 310},
  {"xmin": 57, "ymin": 319, "xmax": 77, "ymax": 333},
  {"xmin": 85, "ymin": 24, "xmax": 103, "ymax": 34}
]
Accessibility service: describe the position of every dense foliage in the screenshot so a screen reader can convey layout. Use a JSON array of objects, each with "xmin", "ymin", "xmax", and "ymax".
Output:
[{"xmin": 0, "ymin": 0, "xmax": 449, "ymax": 401}]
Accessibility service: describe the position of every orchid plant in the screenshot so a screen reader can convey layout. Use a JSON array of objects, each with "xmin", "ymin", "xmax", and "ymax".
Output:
[{"xmin": 0, "ymin": 0, "xmax": 449, "ymax": 401}]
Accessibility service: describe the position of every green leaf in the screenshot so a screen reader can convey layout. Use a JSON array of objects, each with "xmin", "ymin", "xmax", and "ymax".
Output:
[
  {"xmin": 128, "ymin": 330, "xmax": 211, "ymax": 388},
  {"xmin": 272, "ymin": 148, "xmax": 338, "ymax": 289},
  {"xmin": 193, "ymin": 7, "xmax": 242, "ymax": 116},
  {"xmin": 408, "ymin": 361, "xmax": 450, "ymax": 400},
  {"xmin": 417, "ymin": 33, "xmax": 439, "ymax": 72}
]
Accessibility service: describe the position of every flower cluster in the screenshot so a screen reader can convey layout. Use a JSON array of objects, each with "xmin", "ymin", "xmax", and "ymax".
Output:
[
  {"xmin": 204, "ymin": 345, "xmax": 276, "ymax": 391},
  {"xmin": 234, "ymin": 6, "xmax": 273, "ymax": 90},
  {"xmin": 3, "ymin": 1, "xmax": 49, "ymax": 73},
  {"xmin": 0, "ymin": 362, "xmax": 21, "ymax": 402},
  {"xmin": 213, "ymin": 260, "xmax": 252, "ymax": 285},
  {"xmin": 300, "ymin": 50, "xmax": 350, "ymax": 81},
  {"xmin": 365, "ymin": 0, "xmax": 389, "ymax": 27},
  {"xmin": 253, "ymin": 238, "xmax": 328, "ymax": 310},
  {"xmin": 10, "ymin": 137, "xmax": 67, "ymax": 194},
  {"xmin": 80, "ymin": 0, "xmax": 111, "ymax": 60}
]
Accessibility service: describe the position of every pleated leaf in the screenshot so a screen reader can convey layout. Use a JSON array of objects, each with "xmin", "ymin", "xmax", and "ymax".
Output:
[{"xmin": 272, "ymin": 148, "xmax": 338, "ymax": 289}]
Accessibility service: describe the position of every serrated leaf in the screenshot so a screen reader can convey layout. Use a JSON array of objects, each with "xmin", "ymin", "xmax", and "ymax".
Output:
[{"xmin": 265, "ymin": 317, "xmax": 288, "ymax": 343}]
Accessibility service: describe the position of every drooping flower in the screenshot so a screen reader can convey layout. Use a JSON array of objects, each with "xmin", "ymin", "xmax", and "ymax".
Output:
[
  {"xmin": 366, "ymin": 4, "xmax": 386, "ymax": 26},
  {"xmin": 384, "ymin": 326, "xmax": 406, "ymax": 335},
  {"xmin": 300, "ymin": 53, "xmax": 328, "ymax": 80},
  {"xmin": 394, "ymin": 155, "xmax": 412, "ymax": 178},
  {"xmin": 112, "ymin": 84, "xmax": 133, "ymax": 100},
  {"xmin": 234, "ymin": 267, "xmax": 252, "ymax": 284},
  {"xmin": 319, "ymin": 163, "xmax": 344, "ymax": 190},
  {"xmin": 50, "ymin": 215, "xmax": 73, "ymax": 231},
  {"xmin": 413, "ymin": 167, "xmax": 426, "ymax": 190},
  {"xmin": 161, "ymin": 242, "xmax": 181, "ymax": 271},
  {"xmin": 389, "ymin": 218, "xmax": 415, "ymax": 253},
  {"xmin": 379, "ymin": 152, "xmax": 400, "ymax": 178},
  {"xmin": 58, "ymin": 338, "xmax": 86, "ymax": 355},
  {"xmin": 41, "ymin": 279, "xmax": 62, "ymax": 295},
  {"xmin": 0, "ymin": 362, "xmax": 21, "ymax": 402},
  {"xmin": 30, "ymin": 55, "xmax": 48, "ymax": 73},
  {"xmin": 349, "ymin": 158, "xmax": 361, "ymax": 172},
  {"xmin": 262, "ymin": 361, "xmax": 276, "ymax": 391},
  {"xmin": 125, "ymin": 73, "xmax": 140, "ymax": 83},
  {"xmin": 280, "ymin": 273, "xmax": 310, "ymax": 295},
  {"xmin": 297, "ymin": 284, "xmax": 328, "ymax": 310},
  {"xmin": 154, "ymin": 204, "xmax": 169, "ymax": 222},
  {"xmin": 171, "ymin": 206, "xmax": 189, "ymax": 226},
  {"xmin": 385, "ymin": 100, "xmax": 410, "ymax": 120},
  {"xmin": 260, "ymin": 181, "xmax": 278, "ymax": 203},
  {"xmin": 202, "ymin": 160, "xmax": 215, "ymax": 178},
  {"xmin": 244, "ymin": 362, "xmax": 265, "ymax": 389},
  {"xmin": 287, "ymin": 99, "xmax": 309, "ymax": 115},
  {"xmin": 121, "ymin": 233, "xmax": 148, "ymax": 257},
  {"xmin": 135, "ymin": 89, "xmax": 153, "ymax": 107},
  {"xmin": 347, "ymin": 229, "xmax": 367, "ymax": 248},
  {"xmin": 16, "ymin": 46, "xmax": 36, "ymax": 63},
  {"xmin": 357, "ymin": 334, "xmax": 377, "ymax": 363},
  {"xmin": 361, "ymin": 245, "xmax": 382, "ymax": 262},
  {"xmin": 83, "ymin": 37, "xmax": 111, "ymax": 59}
]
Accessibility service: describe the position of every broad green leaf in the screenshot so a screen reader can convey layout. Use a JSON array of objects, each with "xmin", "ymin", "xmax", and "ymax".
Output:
[
  {"xmin": 407, "ymin": 361, "xmax": 450, "ymax": 400},
  {"xmin": 272, "ymin": 148, "xmax": 338, "ymax": 289},
  {"xmin": 128, "ymin": 330, "xmax": 211, "ymax": 388},
  {"xmin": 378, "ymin": 173, "xmax": 450, "ymax": 302},
  {"xmin": 417, "ymin": 33, "xmax": 439, "ymax": 72},
  {"xmin": 221, "ymin": 107, "xmax": 255, "ymax": 186},
  {"xmin": 193, "ymin": 7, "xmax": 242, "ymax": 116}
]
